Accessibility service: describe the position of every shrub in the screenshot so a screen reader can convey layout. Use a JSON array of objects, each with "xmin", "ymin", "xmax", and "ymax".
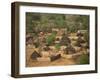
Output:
[
  {"xmin": 46, "ymin": 33, "xmax": 56, "ymax": 45},
  {"xmin": 78, "ymin": 54, "xmax": 89, "ymax": 64},
  {"xmin": 84, "ymin": 32, "xmax": 89, "ymax": 46},
  {"xmin": 55, "ymin": 44, "xmax": 61, "ymax": 50}
]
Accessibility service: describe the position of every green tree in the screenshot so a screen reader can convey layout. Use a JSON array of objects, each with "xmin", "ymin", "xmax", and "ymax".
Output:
[{"xmin": 46, "ymin": 33, "xmax": 56, "ymax": 45}]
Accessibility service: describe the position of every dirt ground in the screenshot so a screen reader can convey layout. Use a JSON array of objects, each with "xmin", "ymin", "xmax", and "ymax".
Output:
[
  {"xmin": 26, "ymin": 47, "xmax": 76, "ymax": 67},
  {"xmin": 26, "ymin": 33, "xmax": 88, "ymax": 67}
]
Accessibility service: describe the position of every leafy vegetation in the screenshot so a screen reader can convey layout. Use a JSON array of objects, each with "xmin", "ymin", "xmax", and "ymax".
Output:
[
  {"xmin": 46, "ymin": 33, "xmax": 56, "ymax": 45},
  {"xmin": 26, "ymin": 13, "xmax": 89, "ymax": 33},
  {"xmin": 55, "ymin": 44, "xmax": 61, "ymax": 50},
  {"xmin": 78, "ymin": 54, "xmax": 89, "ymax": 64},
  {"xmin": 84, "ymin": 31, "xmax": 89, "ymax": 46}
]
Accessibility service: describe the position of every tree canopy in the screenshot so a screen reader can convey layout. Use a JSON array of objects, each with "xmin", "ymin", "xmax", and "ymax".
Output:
[{"xmin": 26, "ymin": 13, "xmax": 89, "ymax": 33}]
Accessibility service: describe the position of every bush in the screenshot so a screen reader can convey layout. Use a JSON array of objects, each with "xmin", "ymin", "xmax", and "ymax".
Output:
[
  {"xmin": 78, "ymin": 54, "xmax": 89, "ymax": 64},
  {"xmin": 55, "ymin": 44, "xmax": 61, "ymax": 50},
  {"xmin": 84, "ymin": 32, "xmax": 89, "ymax": 46},
  {"xmin": 46, "ymin": 33, "xmax": 56, "ymax": 45}
]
